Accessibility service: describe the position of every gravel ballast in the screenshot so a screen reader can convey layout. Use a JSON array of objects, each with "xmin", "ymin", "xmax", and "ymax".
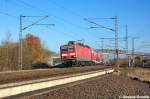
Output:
[
  {"xmin": 0, "ymin": 66, "xmax": 109, "ymax": 84},
  {"xmin": 22, "ymin": 74, "xmax": 150, "ymax": 99}
]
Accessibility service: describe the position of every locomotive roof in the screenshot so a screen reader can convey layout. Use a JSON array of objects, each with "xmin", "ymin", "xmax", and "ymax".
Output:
[
  {"xmin": 62, "ymin": 43, "xmax": 91, "ymax": 48},
  {"xmin": 67, "ymin": 41, "xmax": 90, "ymax": 48}
]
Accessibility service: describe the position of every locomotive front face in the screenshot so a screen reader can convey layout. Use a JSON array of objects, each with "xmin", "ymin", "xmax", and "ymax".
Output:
[{"xmin": 60, "ymin": 45, "xmax": 76, "ymax": 63}]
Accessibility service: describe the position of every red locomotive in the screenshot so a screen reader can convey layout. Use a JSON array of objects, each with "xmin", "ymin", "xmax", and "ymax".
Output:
[{"xmin": 60, "ymin": 41, "xmax": 102, "ymax": 66}]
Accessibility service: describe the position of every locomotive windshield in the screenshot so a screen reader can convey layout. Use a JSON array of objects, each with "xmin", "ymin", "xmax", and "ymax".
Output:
[{"xmin": 61, "ymin": 46, "xmax": 74, "ymax": 52}]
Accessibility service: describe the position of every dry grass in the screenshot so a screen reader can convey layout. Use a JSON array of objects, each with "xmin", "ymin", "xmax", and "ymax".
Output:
[{"xmin": 127, "ymin": 67, "xmax": 150, "ymax": 82}]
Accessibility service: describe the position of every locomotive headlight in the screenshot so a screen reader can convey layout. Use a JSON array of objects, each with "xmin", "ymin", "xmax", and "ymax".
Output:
[
  {"xmin": 69, "ymin": 53, "xmax": 76, "ymax": 56},
  {"xmin": 62, "ymin": 54, "xmax": 67, "ymax": 56}
]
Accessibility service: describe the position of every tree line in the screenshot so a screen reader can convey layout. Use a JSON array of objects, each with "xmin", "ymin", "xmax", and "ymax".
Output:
[{"xmin": 0, "ymin": 33, "xmax": 53, "ymax": 71}]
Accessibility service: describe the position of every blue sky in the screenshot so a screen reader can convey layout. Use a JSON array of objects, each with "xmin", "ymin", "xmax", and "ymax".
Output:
[{"xmin": 0, "ymin": 0, "xmax": 150, "ymax": 53}]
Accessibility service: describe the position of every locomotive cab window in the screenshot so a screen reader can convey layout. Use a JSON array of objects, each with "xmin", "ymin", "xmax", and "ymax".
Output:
[
  {"xmin": 61, "ymin": 46, "xmax": 75, "ymax": 52},
  {"xmin": 68, "ymin": 46, "xmax": 75, "ymax": 51},
  {"xmin": 61, "ymin": 46, "xmax": 68, "ymax": 52}
]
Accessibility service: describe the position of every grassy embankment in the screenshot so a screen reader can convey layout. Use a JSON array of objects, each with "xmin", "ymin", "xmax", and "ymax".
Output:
[{"xmin": 125, "ymin": 67, "xmax": 150, "ymax": 83}]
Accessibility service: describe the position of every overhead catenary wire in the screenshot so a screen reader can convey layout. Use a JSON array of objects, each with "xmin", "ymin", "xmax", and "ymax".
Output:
[
  {"xmin": 0, "ymin": 12, "xmax": 78, "ymax": 45},
  {"xmin": 0, "ymin": 12, "xmax": 78, "ymax": 70},
  {"xmin": 16, "ymin": 0, "xmax": 97, "ymax": 43},
  {"xmin": 0, "ymin": 1, "xmax": 79, "ymax": 41},
  {"xmin": 47, "ymin": 0, "xmax": 104, "ymax": 42},
  {"xmin": 0, "ymin": 11, "xmax": 18, "ymax": 19},
  {"xmin": 47, "ymin": 0, "xmax": 84, "ymax": 18},
  {"xmin": 2, "ymin": 0, "xmax": 118, "ymax": 50},
  {"xmin": 17, "ymin": 0, "xmax": 87, "ymax": 30},
  {"xmin": 84, "ymin": 18, "xmax": 115, "ymax": 32}
]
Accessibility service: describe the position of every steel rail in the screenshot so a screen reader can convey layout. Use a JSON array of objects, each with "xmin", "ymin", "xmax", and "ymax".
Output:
[{"xmin": 0, "ymin": 68, "xmax": 114, "ymax": 98}]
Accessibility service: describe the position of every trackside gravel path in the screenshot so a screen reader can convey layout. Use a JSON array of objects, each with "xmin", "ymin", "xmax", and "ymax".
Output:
[{"xmin": 22, "ymin": 74, "xmax": 150, "ymax": 99}]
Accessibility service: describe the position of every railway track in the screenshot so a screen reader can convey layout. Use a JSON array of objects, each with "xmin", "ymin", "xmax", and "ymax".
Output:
[
  {"xmin": 0, "ymin": 66, "xmax": 109, "ymax": 84},
  {"xmin": 0, "ymin": 68, "xmax": 114, "ymax": 98},
  {"xmin": 8, "ymin": 74, "xmax": 111, "ymax": 99}
]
